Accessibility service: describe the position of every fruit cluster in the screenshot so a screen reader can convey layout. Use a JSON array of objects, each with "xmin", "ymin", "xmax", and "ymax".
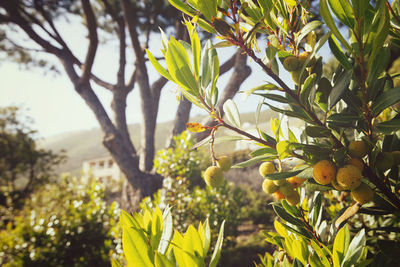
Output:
[
  {"xmin": 259, "ymin": 162, "xmax": 305, "ymax": 206},
  {"xmin": 312, "ymin": 140, "xmax": 400, "ymax": 204},
  {"xmin": 203, "ymin": 156, "xmax": 232, "ymax": 187},
  {"xmin": 282, "ymin": 51, "xmax": 316, "ymax": 85}
]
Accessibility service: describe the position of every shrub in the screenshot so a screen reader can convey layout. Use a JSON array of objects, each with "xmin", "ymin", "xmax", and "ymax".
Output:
[{"xmin": 0, "ymin": 176, "xmax": 121, "ymax": 267}]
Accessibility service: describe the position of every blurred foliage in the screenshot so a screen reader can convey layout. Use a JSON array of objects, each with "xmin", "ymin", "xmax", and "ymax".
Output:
[
  {"xmin": 0, "ymin": 106, "xmax": 65, "ymax": 222},
  {"xmin": 154, "ymin": 131, "xmax": 209, "ymax": 187},
  {"xmin": 0, "ymin": 176, "xmax": 122, "ymax": 267}
]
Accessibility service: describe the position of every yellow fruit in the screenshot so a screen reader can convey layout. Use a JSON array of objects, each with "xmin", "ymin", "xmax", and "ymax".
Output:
[
  {"xmin": 347, "ymin": 158, "xmax": 364, "ymax": 171},
  {"xmin": 262, "ymin": 179, "xmax": 278, "ymax": 194},
  {"xmin": 286, "ymin": 191, "xmax": 300, "ymax": 206},
  {"xmin": 203, "ymin": 166, "xmax": 224, "ymax": 187},
  {"xmin": 291, "ymin": 70, "xmax": 307, "ymax": 85},
  {"xmin": 279, "ymin": 182, "xmax": 295, "ymax": 196},
  {"xmin": 376, "ymin": 152, "xmax": 395, "ymax": 171},
  {"xmin": 336, "ymin": 165, "xmax": 363, "ymax": 190},
  {"xmin": 287, "ymin": 176, "xmax": 306, "ymax": 188},
  {"xmin": 331, "ymin": 178, "xmax": 346, "ymax": 191},
  {"xmin": 273, "ymin": 179, "xmax": 288, "ymax": 186},
  {"xmin": 351, "ymin": 183, "xmax": 374, "ymax": 204},
  {"xmin": 273, "ymin": 190, "xmax": 285, "ymax": 200},
  {"xmin": 283, "ymin": 56, "xmax": 301, "ymax": 71},
  {"xmin": 259, "ymin": 162, "xmax": 275, "ymax": 177},
  {"xmin": 298, "ymin": 51, "xmax": 316, "ymax": 67},
  {"xmin": 393, "ymin": 151, "xmax": 400, "ymax": 165},
  {"xmin": 217, "ymin": 156, "xmax": 232, "ymax": 172},
  {"xmin": 348, "ymin": 140, "xmax": 368, "ymax": 158},
  {"xmin": 313, "ymin": 160, "xmax": 337, "ymax": 185}
]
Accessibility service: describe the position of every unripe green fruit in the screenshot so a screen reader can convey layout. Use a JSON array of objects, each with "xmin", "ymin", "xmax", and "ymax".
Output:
[
  {"xmin": 351, "ymin": 182, "xmax": 374, "ymax": 204},
  {"xmin": 262, "ymin": 179, "xmax": 278, "ymax": 194},
  {"xmin": 217, "ymin": 156, "xmax": 232, "ymax": 172},
  {"xmin": 259, "ymin": 162, "xmax": 275, "ymax": 177},
  {"xmin": 336, "ymin": 165, "xmax": 362, "ymax": 190},
  {"xmin": 203, "ymin": 166, "xmax": 224, "ymax": 187},
  {"xmin": 298, "ymin": 51, "xmax": 316, "ymax": 67},
  {"xmin": 348, "ymin": 140, "xmax": 368, "ymax": 158},
  {"xmin": 283, "ymin": 56, "xmax": 301, "ymax": 71},
  {"xmin": 376, "ymin": 152, "xmax": 395, "ymax": 171},
  {"xmin": 286, "ymin": 191, "xmax": 300, "ymax": 206},
  {"xmin": 392, "ymin": 151, "xmax": 400, "ymax": 165},
  {"xmin": 279, "ymin": 182, "xmax": 295, "ymax": 196},
  {"xmin": 291, "ymin": 70, "xmax": 307, "ymax": 85}
]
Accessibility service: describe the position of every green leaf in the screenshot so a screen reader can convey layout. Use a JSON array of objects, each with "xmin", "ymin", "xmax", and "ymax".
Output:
[
  {"xmin": 223, "ymin": 99, "xmax": 242, "ymax": 128},
  {"xmin": 296, "ymin": 21, "xmax": 323, "ymax": 46},
  {"xmin": 276, "ymin": 140, "xmax": 292, "ymax": 159},
  {"xmin": 327, "ymin": 0, "xmax": 354, "ymax": 28},
  {"xmin": 151, "ymin": 207, "xmax": 164, "ymax": 251},
  {"xmin": 332, "ymin": 224, "xmax": 350, "ymax": 267},
  {"xmin": 185, "ymin": 20, "xmax": 201, "ymax": 80},
  {"xmin": 265, "ymin": 168, "xmax": 307, "ymax": 180},
  {"xmin": 183, "ymin": 225, "xmax": 204, "ymax": 259},
  {"xmin": 213, "ymin": 135, "xmax": 244, "ymax": 144},
  {"xmin": 209, "ymin": 221, "xmax": 225, "ymax": 267},
  {"xmin": 155, "ymin": 252, "xmax": 175, "ymax": 267},
  {"xmin": 168, "ymin": 0, "xmax": 196, "ymax": 17},
  {"xmin": 310, "ymin": 241, "xmax": 331, "ymax": 267},
  {"xmin": 281, "ymin": 199, "xmax": 301, "ymax": 217},
  {"xmin": 328, "ymin": 36, "xmax": 352, "ymax": 70},
  {"xmin": 250, "ymin": 147, "xmax": 277, "ymax": 157},
  {"xmin": 232, "ymin": 155, "xmax": 276, "ymax": 168},
  {"xmin": 376, "ymin": 119, "xmax": 400, "ymax": 135},
  {"xmin": 202, "ymin": 219, "xmax": 211, "ymax": 256},
  {"xmin": 319, "ymin": 0, "xmax": 351, "ymax": 51},
  {"xmin": 305, "ymin": 126, "xmax": 331, "ymax": 138},
  {"xmin": 123, "ymin": 226, "xmax": 154, "ymax": 267},
  {"xmin": 342, "ymin": 229, "xmax": 366, "ymax": 266},
  {"xmin": 328, "ymin": 71, "xmax": 352, "ymax": 110},
  {"xmin": 258, "ymin": 93, "xmax": 288, "ymax": 104},
  {"xmin": 197, "ymin": 0, "xmax": 217, "ymax": 21},
  {"xmin": 372, "ymin": 88, "xmax": 400, "ymax": 116},
  {"xmin": 300, "ymin": 74, "xmax": 317, "ymax": 106},
  {"xmin": 367, "ymin": 46, "xmax": 390, "ymax": 87},
  {"xmin": 146, "ymin": 49, "xmax": 174, "ymax": 81}
]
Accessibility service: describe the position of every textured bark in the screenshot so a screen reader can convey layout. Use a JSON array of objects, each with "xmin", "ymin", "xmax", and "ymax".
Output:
[{"xmin": 195, "ymin": 51, "xmax": 252, "ymax": 140}]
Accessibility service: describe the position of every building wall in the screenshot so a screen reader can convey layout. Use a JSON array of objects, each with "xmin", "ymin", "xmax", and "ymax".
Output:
[{"xmin": 82, "ymin": 156, "xmax": 123, "ymax": 188}]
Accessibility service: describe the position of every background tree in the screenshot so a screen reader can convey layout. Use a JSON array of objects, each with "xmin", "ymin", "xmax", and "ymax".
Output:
[
  {"xmin": 0, "ymin": 0, "xmax": 250, "ymax": 208},
  {"xmin": 0, "ymin": 106, "xmax": 64, "ymax": 223}
]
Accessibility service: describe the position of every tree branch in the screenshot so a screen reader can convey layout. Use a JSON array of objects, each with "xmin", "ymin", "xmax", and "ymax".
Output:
[{"xmin": 80, "ymin": 0, "xmax": 98, "ymax": 84}]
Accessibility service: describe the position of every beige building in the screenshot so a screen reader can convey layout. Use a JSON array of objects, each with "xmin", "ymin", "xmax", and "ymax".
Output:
[{"xmin": 82, "ymin": 156, "xmax": 123, "ymax": 189}]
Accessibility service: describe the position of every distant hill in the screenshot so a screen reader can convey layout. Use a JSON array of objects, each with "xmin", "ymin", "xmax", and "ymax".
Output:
[{"xmin": 39, "ymin": 110, "xmax": 303, "ymax": 175}]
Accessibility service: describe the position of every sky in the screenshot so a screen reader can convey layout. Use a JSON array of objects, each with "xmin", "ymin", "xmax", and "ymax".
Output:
[{"xmin": 0, "ymin": 16, "xmax": 295, "ymax": 139}]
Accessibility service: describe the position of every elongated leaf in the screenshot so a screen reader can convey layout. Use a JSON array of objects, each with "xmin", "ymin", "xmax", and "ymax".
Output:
[
  {"xmin": 183, "ymin": 225, "xmax": 204, "ymax": 259},
  {"xmin": 342, "ymin": 229, "xmax": 366, "ymax": 266},
  {"xmin": 185, "ymin": 20, "xmax": 201, "ymax": 80},
  {"xmin": 158, "ymin": 206, "xmax": 173, "ymax": 254},
  {"xmin": 300, "ymin": 74, "xmax": 317, "ymax": 106},
  {"xmin": 214, "ymin": 135, "xmax": 244, "ymax": 144},
  {"xmin": 250, "ymin": 147, "xmax": 277, "ymax": 157},
  {"xmin": 332, "ymin": 224, "xmax": 350, "ymax": 267},
  {"xmin": 191, "ymin": 135, "xmax": 211, "ymax": 150},
  {"xmin": 372, "ymin": 88, "xmax": 400, "ymax": 116},
  {"xmin": 305, "ymin": 126, "xmax": 331, "ymax": 138},
  {"xmin": 265, "ymin": 168, "xmax": 306, "ymax": 180},
  {"xmin": 328, "ymin": 36, "xmax": 352, "ymax": 70},
  {"xmin": 155, "ymin": 252, "xmax": 175, "ymax": 267},
  {"xmin": 276, "ymin": 140, "xmax": 292, "ymax": 159},
  {"xmin": 376, "ymin": 119, "xmax": 400, "ymax": 135},
  {"xmin": 320, "ymin": 0, "xmax": 351, "ymax": 51},
  {"xmin": 327, "ymin": 0, "xmax": 354, "ymax": 28},
  {"xmin": 296, "ymin": 21, "xmax": 323, "ymax": 46},
  {"xmin": 223, "ymin": 99, "xmax": 242, "ymax": 128},
  {"xmin": 328, "ymin": 71, "xmax": 352, "ymax": 110},
  {"xmin": 123, "ymin": 227, "xmax": 154, "ymax": 267},
  {"xmin": 233, "ymin": 155, "xmax": 276, "ymax": 168},
  {"xmin": 259, "ymin": 93, "xmax": 288, "ymax": 104},
  {"xmin": 168, "ymin": 0, "xmax": 196, "ymax": 16},
  {"xmin": 146, "ymin": 49, "xmax": 174, "ymax": 81},
  {"xmin": 202, "ymin": 219, "xmax": 211, "ymax": 256},
  {"xmin": 209, "ymin": 221, "xmax": 225, "ymax": 267},
  {"xmin": 310, "ymin": 241, "xmax": 331, "ymax": 267},
  {"xmin": 151, "ymin": 207, "xmax": 164, "ymax": 251}
]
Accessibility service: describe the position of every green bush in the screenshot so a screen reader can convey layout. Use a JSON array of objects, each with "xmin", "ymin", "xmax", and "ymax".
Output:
[{"xmin": 0, "ymin": 176, "xmax": 121, "ymax": 267}]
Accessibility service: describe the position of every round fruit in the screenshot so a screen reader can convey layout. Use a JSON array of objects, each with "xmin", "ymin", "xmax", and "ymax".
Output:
[
  {"xmin": 376, "ymin": 152, "xmax": 395, "ymax": 171},
  {"xmin": 392, "ymin": 151, "xmax": 400, "ymax": 165},
  {"xmin": 313, "ymin": 160, "xmax": 337, "ymax": 185},
  {"xmin": 287, "ymin": 176, "xmax": 306, "ymax": 188},
  {"xmin": 259, "ymin": 162, "xmax": 275, "ymax": 177},
  {"xmin": 203, "ymin": 166, "xmax": 224, "ymax": 187},
  {"xmin": 286, "ymin": 191, "xmax": 300, "ymax": 206},
  {"xmin": 351, "ymin": 182, "xmax": 374, "ymax": 204},
  {"xmin": 347, "ymin": 158, "xmax": 364, "ymax": 171},
  {"xmin": 298, "ymin": 51, "xmax": 316, "ymax": 67},
  {"xmin": 283, "ymin": 56, "xmax": 301, "ymax": 71},
  {"xmin": 336, "ymin": 165, "xmax": 363, "ymax": 190},
  {"xmin": 217, "ymin": 156, "xmax": 232, "ymax": 172},
  {"xmin": 331, "ymin": 178, "xmax": 346, "ymax": 191},
  {"xmin": 262, "ymin": 179, "xmax": 278, "ymax": 194},
  {"xmin": 273, "ymin": 190, "xmax": 285, "ymax": 200},
  {"xmin": 273, "ymin": 179, "xmax": 288, "ymax": 186},
  {"xmin": 279, "ymin": 182, "xmax": 295, "ymax": 196},
  {"xmin": 291, "ymin": 70, "xmax": 306, "ymax": 85},
  {"xmin": 348, "ymin": 140, "xmax": 368, "ymax": 158}
]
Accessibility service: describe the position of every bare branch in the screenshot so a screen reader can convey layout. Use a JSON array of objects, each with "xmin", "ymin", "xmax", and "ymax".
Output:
[
  {"xmin": 80, "ymin": 0, "xmax": 98, "ymax": 84},
  {"xmin": 220, "ymin": 52, "xmax": 237, "ymax": 75},
  {"xmin": 126, "ymin": 68, "xmax": 137, "ymax": 91}
]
